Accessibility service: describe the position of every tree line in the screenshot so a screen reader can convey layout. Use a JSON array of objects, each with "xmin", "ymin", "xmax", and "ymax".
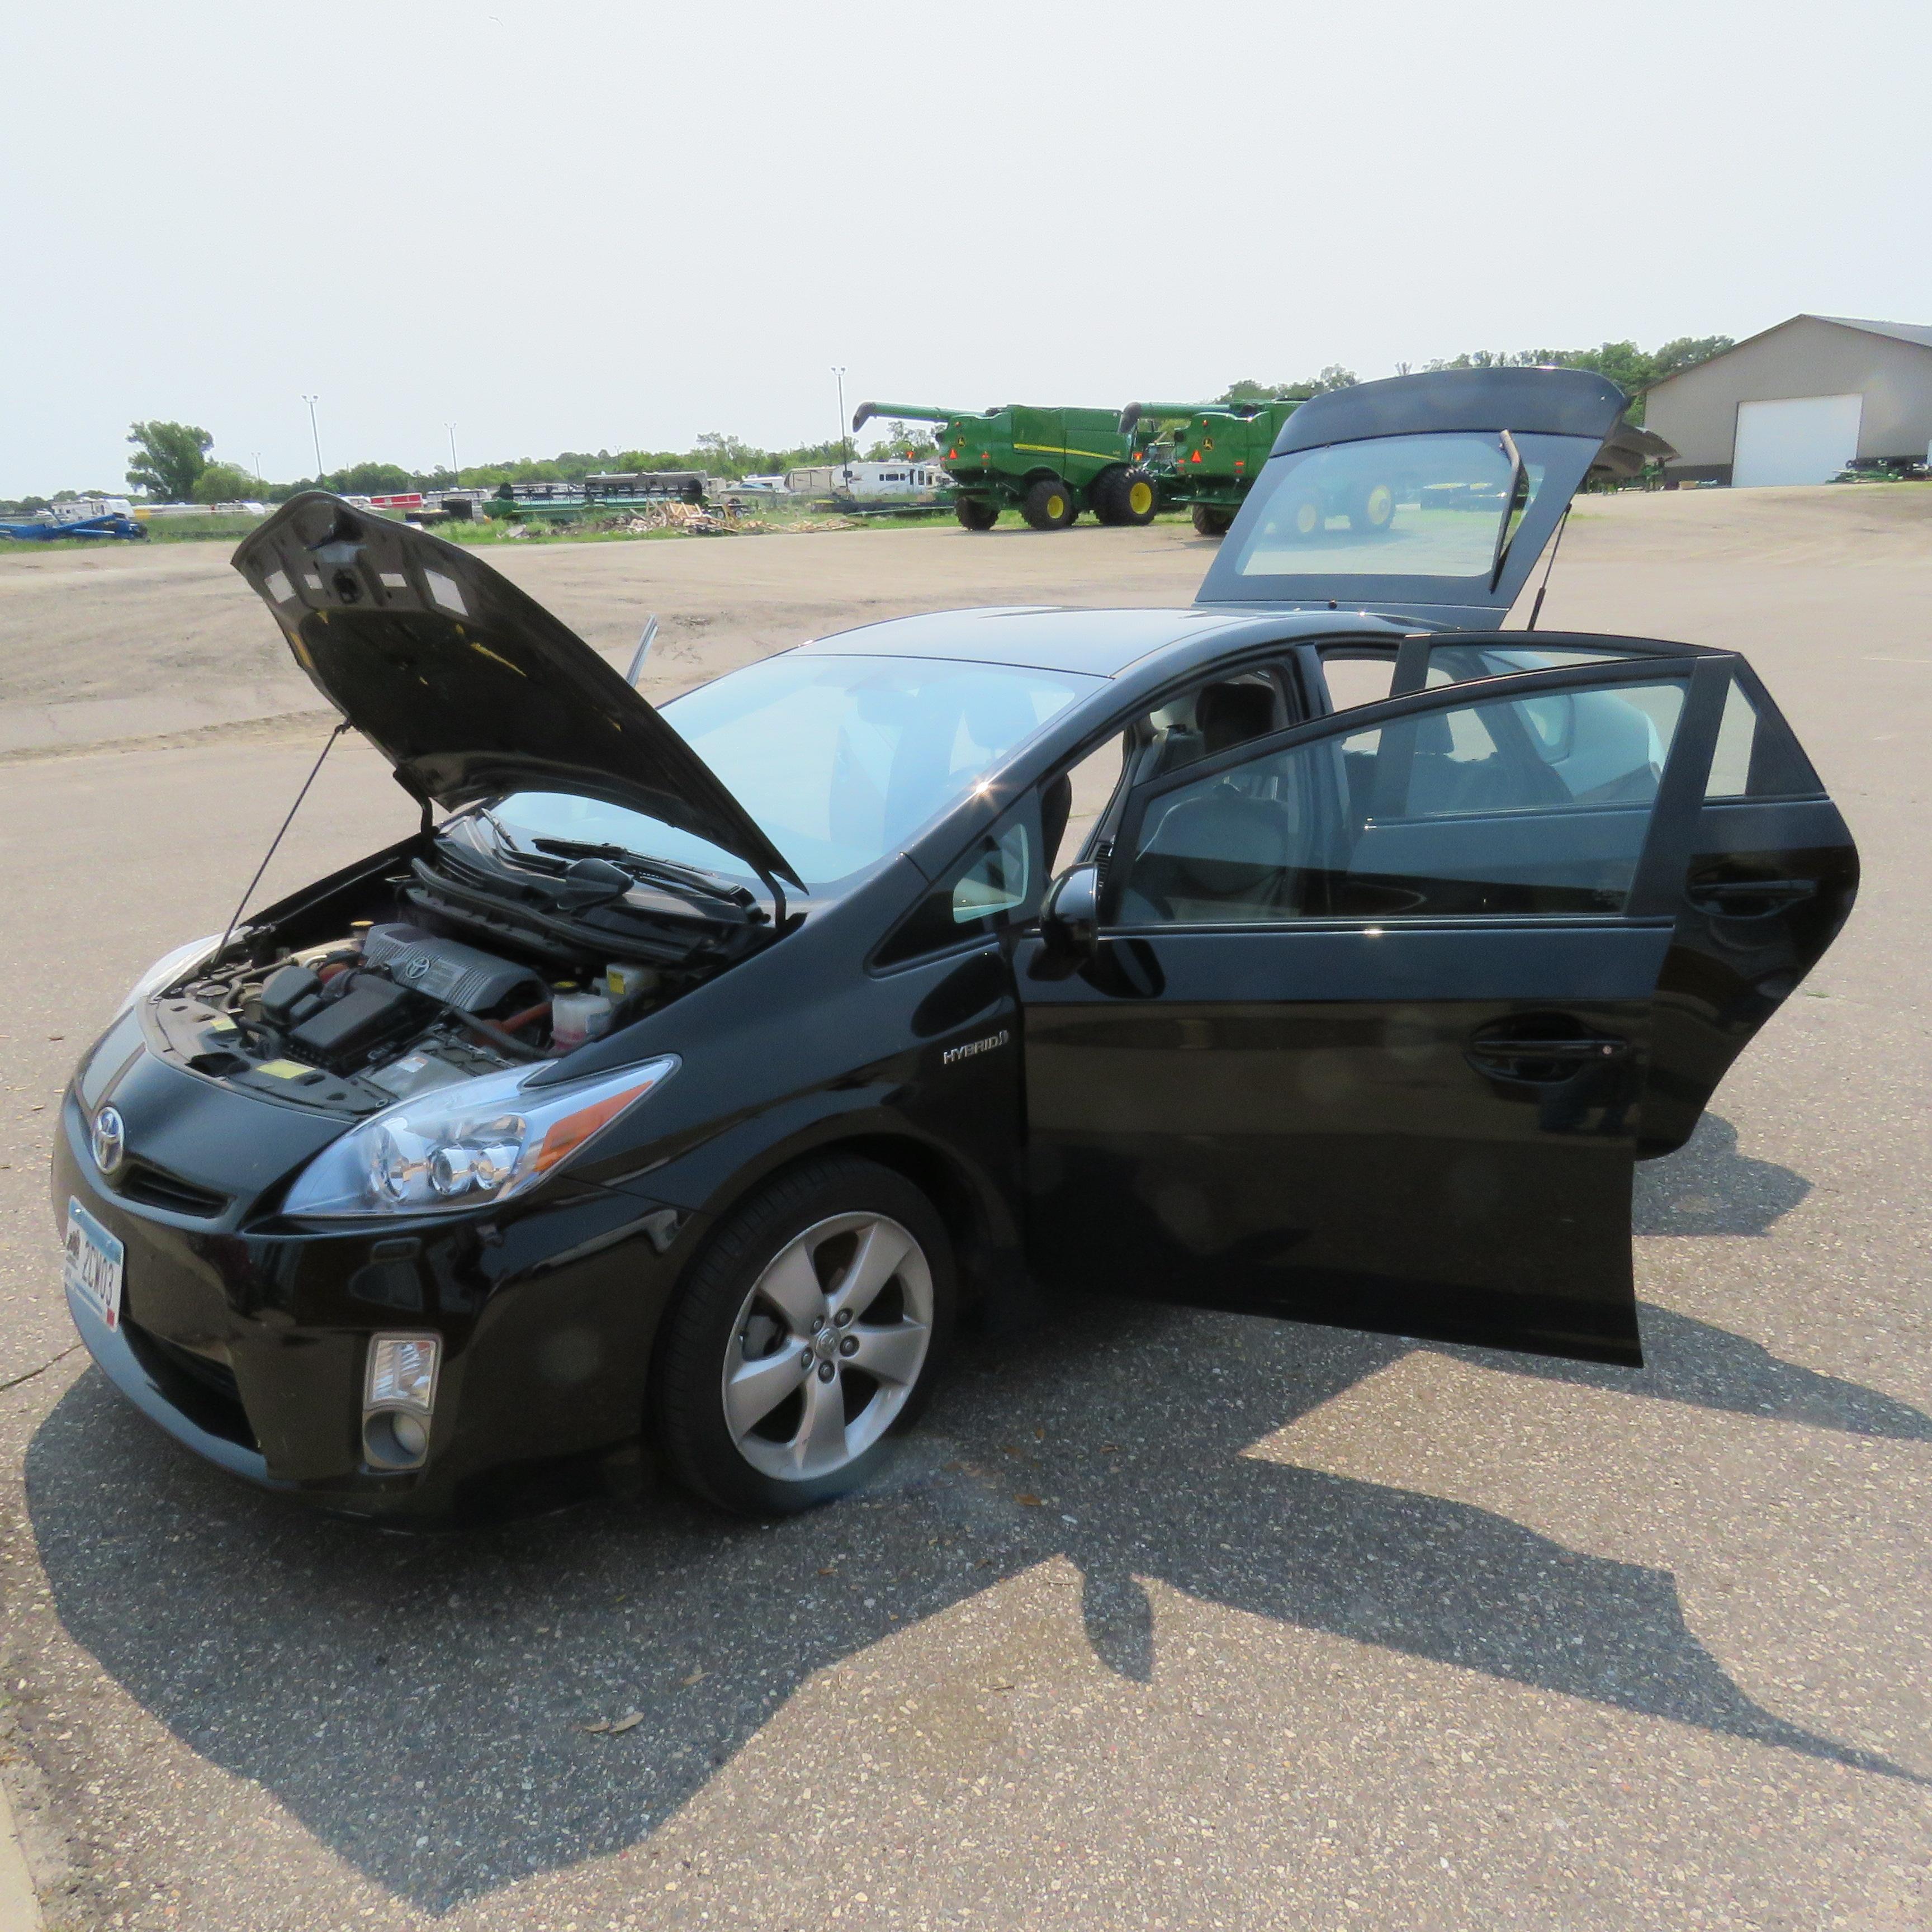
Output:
[
  {"xmin": 0, "ymin": 338, "xmax": 1736, "ymax": 513},
  {"xmin": 1219, "ymin": 337, "xmax": 1735, "ymax": 423}
]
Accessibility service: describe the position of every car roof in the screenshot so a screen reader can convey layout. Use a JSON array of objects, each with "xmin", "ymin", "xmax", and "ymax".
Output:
[{"xmin": 794, "ymin": 605, "xmax": 1346, "ymax": 679}]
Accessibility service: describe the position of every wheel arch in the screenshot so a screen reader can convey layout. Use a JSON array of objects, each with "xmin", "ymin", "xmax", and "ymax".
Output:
[{"xmin": 665, "ymin": 1117, "xmax": 1019, "ymax": 1312}]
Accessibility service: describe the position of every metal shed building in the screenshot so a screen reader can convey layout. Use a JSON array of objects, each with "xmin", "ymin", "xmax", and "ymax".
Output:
[{"xmin": 1644, "ymin": 314, "xmax": 1932, "ymax": 486}]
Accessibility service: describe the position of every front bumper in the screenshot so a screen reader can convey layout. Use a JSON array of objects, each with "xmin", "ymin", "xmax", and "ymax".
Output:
[{"xmin": 53, "ymin": 1078, "xmax": 704, "ymax": 1522}]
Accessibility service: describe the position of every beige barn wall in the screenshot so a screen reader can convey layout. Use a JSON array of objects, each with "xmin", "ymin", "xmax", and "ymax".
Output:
[{"xmin": 1645, "ymin": 319, "xmax": 1932, "ymax": 474}]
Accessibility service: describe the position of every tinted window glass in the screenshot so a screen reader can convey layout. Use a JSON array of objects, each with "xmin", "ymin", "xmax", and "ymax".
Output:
[
  {"xmin": 1116, "ymin": 680, "xmax": 1687, "ymax": 925},
  {"xmin": 877, "ymin": 820, "xmax": 1036, "ymax": 967},
  {"xmin": 1230, "ymin": 433, "xmax": 1550, "ymax": 580}
]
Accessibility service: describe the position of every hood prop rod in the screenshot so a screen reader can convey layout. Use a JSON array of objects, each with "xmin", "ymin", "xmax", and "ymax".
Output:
[
  {"xmin": 216, "ymin": 719, "xmax": 352, "ymax": 962},
  {"xmin": 624, "ymin": 615, "xmax": 659, "ymax": 688}
]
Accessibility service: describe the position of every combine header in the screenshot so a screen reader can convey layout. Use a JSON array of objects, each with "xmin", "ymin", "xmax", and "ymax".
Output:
[{"xmin": 851, "ymin": 401, "xmax": 1159, "ymax": 532}]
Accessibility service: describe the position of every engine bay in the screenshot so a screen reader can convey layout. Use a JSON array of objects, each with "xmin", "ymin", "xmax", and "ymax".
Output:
[
  {"xmin": 144, "ymin": 920, "xmax": 678, "ymax": 1116},
  {"xmin": 138, "ymin": 816, "xmax": 775, "ymax": 1116}
]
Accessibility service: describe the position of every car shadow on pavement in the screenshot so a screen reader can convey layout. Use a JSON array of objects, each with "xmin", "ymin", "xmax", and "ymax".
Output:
[
  {"xmin": 23, "ymin": 1274, "xmax": 1930, "ymax": 1914},
  {"xmin": 1632, "ymin": 1112, "xmax": 1810, "ymax": 1238}
]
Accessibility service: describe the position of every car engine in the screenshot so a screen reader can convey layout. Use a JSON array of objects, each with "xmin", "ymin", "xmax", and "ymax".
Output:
[{"xmin": 142, "ymin": 921, "xmax": 671, "ymax": 1117}]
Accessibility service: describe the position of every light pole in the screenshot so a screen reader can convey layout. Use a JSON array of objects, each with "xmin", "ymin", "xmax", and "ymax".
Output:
[
  {"xmin": 302, "ymin": 396, "xmax": 323, "ymax": 482},
  {"xmin": 446, "ymin": 423, "xmax": 459, "ymax": 480},
  {"xmin": 832, "ymin": 366, "xmax": 850, "ymax": 484},
  {"xmin": 251, "ymin": 452, "xmax": 263, "ymax": 493}
]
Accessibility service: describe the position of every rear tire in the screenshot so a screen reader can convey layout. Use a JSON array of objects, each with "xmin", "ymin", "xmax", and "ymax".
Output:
[
  {"xmin": 1286, "ymin": 492, "xmax": 1324, "ymax": 540},
  {"xmin": 1021, "ymin": 476, "xmax": 1077, "ymax": 531},
  {"xmin": 955, "ymin": 495, "xmax": 1000, "ymax": 531},
  {"xmin": 652, "ymin": 1157, "xmax": 955, "ymax": 1516},
  {"xmin": 1191, "ymin": 503, "xmax": 1234, "ymax": 537},
  {"xmin": 1347, "ymin": 479, "xmax": 1396, "ymax": 533}
]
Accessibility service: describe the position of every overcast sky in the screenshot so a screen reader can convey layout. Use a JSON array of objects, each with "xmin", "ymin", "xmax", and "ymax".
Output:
[{"xmin": 4, "ymin": 1, "xmax": 1929, "ymax": 496}]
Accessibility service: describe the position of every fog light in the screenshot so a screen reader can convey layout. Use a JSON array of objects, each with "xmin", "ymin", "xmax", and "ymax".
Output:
[
  {"xmin": 388, "ymin": 1411, "xmax": 429, "ymax": 1458},
  {"xmin": 367, "ymin": 1333, "xmax": 439, "ymax": 1412},
  {"xmin": 363, "ymin": 1333, "xmax": 439, "ymax": 1470}
]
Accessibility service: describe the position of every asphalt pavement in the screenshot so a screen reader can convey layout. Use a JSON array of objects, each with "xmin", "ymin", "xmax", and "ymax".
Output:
[{"xmin": 0, "ymin": 504, "xmax": 1928, "ymax": 1929}]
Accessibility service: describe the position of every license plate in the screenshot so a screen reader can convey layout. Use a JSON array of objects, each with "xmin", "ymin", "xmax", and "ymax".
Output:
[{"xmin": 63, "ymin": 1198, "xmax": 125, "ymax": 1332}]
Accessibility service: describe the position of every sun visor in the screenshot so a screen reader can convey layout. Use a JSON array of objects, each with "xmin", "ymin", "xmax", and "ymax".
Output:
[{"xmin": 231, "ymin": 495, "xmax": 800, "ymax": 887}]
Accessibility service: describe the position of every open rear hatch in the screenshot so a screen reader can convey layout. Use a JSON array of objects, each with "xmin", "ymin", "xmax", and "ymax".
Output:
[
  {"xmin": 1195, "ymin": 368, "xmax": 1671, "ymax": 628},
  {"xmin": 230, "ymin": 495, "xmax": 799, "ymax": 896}
]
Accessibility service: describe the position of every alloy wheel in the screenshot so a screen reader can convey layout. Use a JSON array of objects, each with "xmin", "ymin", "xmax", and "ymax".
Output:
[{"xmin": 721, "ymin": 1212, "xmax": 933, "ymax": 1481}]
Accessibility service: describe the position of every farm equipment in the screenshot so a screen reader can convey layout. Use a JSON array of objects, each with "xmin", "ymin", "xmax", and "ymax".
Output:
[
  {"xmin": 850, "ymin": 401, "xmax": 1159, "ymax": 532},
  {"xmin": 0, "ymin": 510, "xmax": 147, "ymax": 542},
  {"xmin": 1119, "ymin": 400, "xmax": 1304, "ymax": 536}
]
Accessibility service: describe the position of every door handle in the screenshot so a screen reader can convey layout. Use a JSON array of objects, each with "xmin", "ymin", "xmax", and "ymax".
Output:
[
  {"xmin": 1685, "ymin": 877, "xmax": 1816, "ymax": 918},
  {"xmin": 1465, "ymin": 1034, "xmax": 1630, "ymax": 1083}
]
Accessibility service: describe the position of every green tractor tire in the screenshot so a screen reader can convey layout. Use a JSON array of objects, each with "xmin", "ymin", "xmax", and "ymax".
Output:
[
  {"xmin": 955, "ymin": 495, "xmax": 1000, "ymax": 532},
  {"xmin": 1191, "ymin": 503, "xmax": 1235, "ymax": 538},
  {"xmin": 1021, "ymin": 476, "xmax": 1077, "ymax": 532}
]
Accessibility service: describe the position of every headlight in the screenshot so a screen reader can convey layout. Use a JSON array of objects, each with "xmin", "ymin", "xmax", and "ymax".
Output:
[
  {"xmin": 282, "ymin": 1056, "xmax": 678, "ymax": 1218},
  {"xmin": 116, "ymin": 935, "xmax": 222, "ymax": 1019}
]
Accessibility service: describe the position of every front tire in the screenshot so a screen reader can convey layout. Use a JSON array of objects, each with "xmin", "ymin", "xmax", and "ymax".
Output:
[
  {"xmin": 1021, "ymin": 475, "xmax": 1077, "ymax": 531},
  {"xmin": 1095, "ymin": 465, "xmax": 1159, "ymax": 526},
  {"xmin": 652, "ymin": 1157, "xmax": 955, "ymax": 1515}
]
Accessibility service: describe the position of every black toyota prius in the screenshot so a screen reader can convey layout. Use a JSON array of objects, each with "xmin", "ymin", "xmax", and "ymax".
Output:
[{"xmin": 53, "ymin": 370, "xmax": 1858, "ymax": 1523}]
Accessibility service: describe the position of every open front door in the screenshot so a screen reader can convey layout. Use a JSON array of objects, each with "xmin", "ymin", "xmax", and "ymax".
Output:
[{"xmin": 1017, "ymin": 654, "xmax": 1734, "ymax": 1366}]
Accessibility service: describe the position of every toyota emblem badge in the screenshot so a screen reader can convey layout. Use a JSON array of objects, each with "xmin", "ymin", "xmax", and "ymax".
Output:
[{"xmin": 91, "ymin": 1106, "xmax": 126, "ymax": 1175}]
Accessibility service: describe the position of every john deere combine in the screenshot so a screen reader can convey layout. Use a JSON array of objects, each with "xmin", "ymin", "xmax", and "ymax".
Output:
[
  {"xmin": 1119, "ymin": 399, "xmax": 1304, "ymax": 536},
  {"xmin": 851, "ymin": 401, "xmax": 1159, "ymax": 532}
]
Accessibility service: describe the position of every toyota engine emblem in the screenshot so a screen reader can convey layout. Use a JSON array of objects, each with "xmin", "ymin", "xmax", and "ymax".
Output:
[{"xmin": 91, "ymin": 1106, "xmax": 126, "ymax": 1175}]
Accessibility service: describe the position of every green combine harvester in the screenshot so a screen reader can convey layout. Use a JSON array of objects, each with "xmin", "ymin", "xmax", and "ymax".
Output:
[
  {"xmin": 851, "ymin": 401, "xmax": 1160, "ymax": 532},
  {"xmin": 1119, "ymin": 399, "xmax": 1305, "ymax": 536}
]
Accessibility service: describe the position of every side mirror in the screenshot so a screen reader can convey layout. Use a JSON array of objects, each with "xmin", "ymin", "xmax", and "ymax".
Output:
[{"xmin": 1040, "ymin": 864, "xmax": 1101, "ymax": 960}]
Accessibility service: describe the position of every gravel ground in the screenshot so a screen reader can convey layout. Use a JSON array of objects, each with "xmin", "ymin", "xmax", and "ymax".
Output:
[{"xmin": 0, "ymin": 495, "xmax": 1928, "ymax": 1929}]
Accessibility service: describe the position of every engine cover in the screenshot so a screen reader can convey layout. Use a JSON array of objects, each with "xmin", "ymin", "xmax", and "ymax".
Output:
[{"xmin": 361, "ymin": 924, "xmax": 547, "ymax": 1014}]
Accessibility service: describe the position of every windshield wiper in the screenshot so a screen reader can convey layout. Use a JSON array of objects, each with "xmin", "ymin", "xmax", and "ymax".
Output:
[{"xmin": 529, "ymin": 837, "xmax": 759, "ymax": 910}]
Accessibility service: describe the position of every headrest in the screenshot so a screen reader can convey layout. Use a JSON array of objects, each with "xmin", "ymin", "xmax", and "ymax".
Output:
[{"xmin": 1196, "ymin": 681, "xmax": 1275, "ymax": 756}]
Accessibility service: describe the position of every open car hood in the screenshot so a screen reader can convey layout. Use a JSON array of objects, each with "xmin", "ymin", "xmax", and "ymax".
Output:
[
  {"xmin": 231, "ymin": 495, "xmax": 800, "ymax": 889},
  {"xmin": 1195, "ymin": 368, "xmax": 1646, "ymax": 628}
]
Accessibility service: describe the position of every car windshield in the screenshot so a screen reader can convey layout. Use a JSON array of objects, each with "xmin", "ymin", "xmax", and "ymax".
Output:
[
  {"xmin": 1228, "ymin": 431, "xmax": 1554, "ymax": 581},
  {"xmin": 481, "ymin": 652, "xmax": 1101, "ymax": 891}
]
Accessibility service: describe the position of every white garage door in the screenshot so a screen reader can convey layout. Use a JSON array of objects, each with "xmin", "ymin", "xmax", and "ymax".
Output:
[{"xmin": 1732, "ymin": 394, "xmax": 1863, "ymax": 487}]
